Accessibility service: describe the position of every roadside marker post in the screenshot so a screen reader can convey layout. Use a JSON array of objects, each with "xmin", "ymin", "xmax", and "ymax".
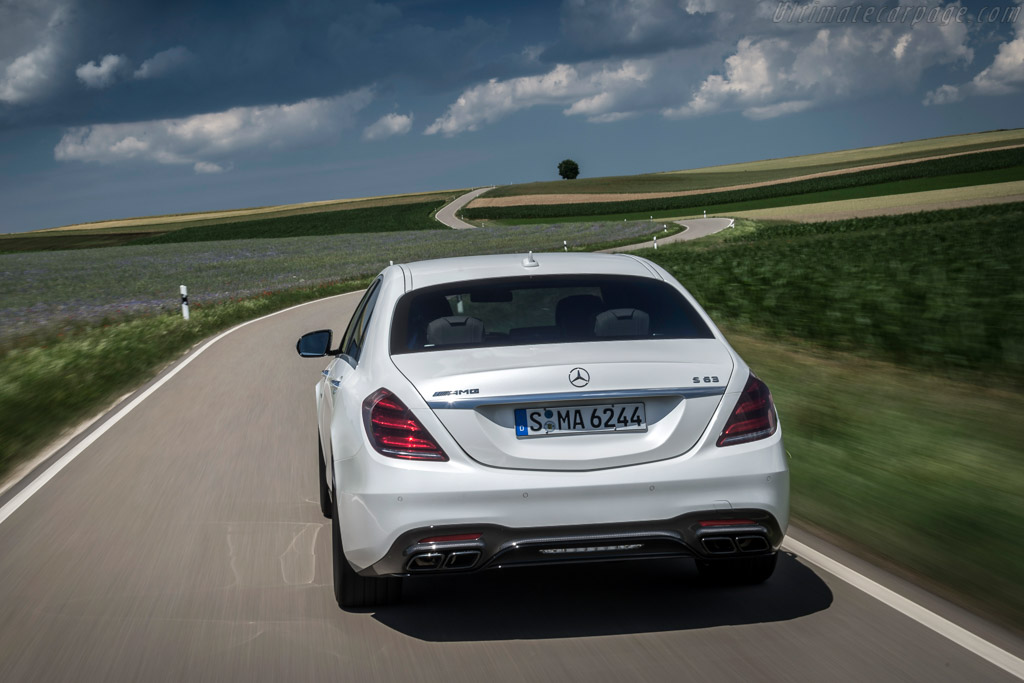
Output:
[
  {"xmin": 653, "ymin": 235, "xmax": 658, "ymax": 250},
  {"xmin": 180, "ymin": 285, "xmax": 190, "ymax": 321},
  {"xmin": 563, "ymin": 240, "xmax": 567, "ymax": 252}
]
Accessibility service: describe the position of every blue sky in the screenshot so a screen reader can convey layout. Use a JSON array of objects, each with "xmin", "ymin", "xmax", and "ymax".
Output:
[{"xmin": 0, "ymin": 0, "xmax": 1021, "ymax": 232}]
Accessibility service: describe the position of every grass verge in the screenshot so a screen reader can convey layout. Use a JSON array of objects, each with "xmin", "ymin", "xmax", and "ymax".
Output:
[{"xmin": 728, "ymin": 329, "xmax": 1024, "ymax": 632}]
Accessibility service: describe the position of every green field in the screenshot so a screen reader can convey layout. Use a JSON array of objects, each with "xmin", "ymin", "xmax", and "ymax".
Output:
[
  {"xmin": 0, "ymin": 194, "xmax": 460, "ymax": 253},
  {"xmin": 725, "ymin": 180, "xmax": 1024, "ymax": 222},
  {"xmin": 34, "ymin": 190, "xmax": 460, "ymax": 234},
  {"xmin": 482, "ymin": 128, "xmax": 1024, "ymax": 197},
  {"xmin": 644, "ymin": 202, "xmax": 1024, "ymax": 383},
  {"xmin": 464, "ymin": 147, "xmax": 1024, "ymax": 221},
  {"xmin": 135, "ymin": 199, "xmax": 448, "ymax": 244},
  {"xmin": 636, "ymin": 202, "xmax": 1024, "ymax": 628}
]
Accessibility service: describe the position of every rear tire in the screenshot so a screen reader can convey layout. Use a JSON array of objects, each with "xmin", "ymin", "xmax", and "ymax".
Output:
[
  {"xmin": 318, "ymin": 436, "xmax": 332, "ymax": 519},
  {"xmin": 331, "ymin": 483, "xmax": 402, "ymax": 609},
  {"xmin": 696, "ymin": 552, "xmax": 778, "ymax": 585}
]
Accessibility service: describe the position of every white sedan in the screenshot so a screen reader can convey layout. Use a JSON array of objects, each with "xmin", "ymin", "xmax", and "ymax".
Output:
[{"xmin": 297, "ymin": 252, "xmax": 789, "ymax": 609}]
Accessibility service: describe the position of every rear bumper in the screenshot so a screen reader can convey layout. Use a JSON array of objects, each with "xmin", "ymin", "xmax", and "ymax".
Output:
[
  {"xmin": 337, "ymin": 434, "xmax": 790, "ymax": 573},
  {"xmin": 360, "ymin": 509, "xmax": 784, "ymax": 577}
]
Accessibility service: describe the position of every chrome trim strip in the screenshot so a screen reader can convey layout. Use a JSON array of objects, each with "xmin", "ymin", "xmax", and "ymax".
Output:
[
  {"xmin": 426, "ymin": 386, "xmax": 725, "ymax": 409},
  {"xmin": 497, "ymin": 530, "xmax": 683, "ymax": 554}
]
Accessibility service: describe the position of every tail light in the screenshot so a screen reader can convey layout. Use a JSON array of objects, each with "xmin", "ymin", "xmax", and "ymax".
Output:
[
  {"xmin": 362, "ymin": 388, "xmax": 448, "ymax": 461},
  {"xmin": 717, "ymin": 373, "xmax": 778, "ymax": 447}
]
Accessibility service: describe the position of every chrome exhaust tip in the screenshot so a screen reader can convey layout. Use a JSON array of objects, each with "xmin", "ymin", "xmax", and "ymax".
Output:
[
  {"xmin": 444, "ymin": 550, "xmax": 481, "ymax": 570},
  {"xmin": 701, "ymin": 537, "xmax": 737, "ymax": 554},
  {"xmin": 736, "ymin": 535, "xmax": 770, "ymax": 553},
  {"xmin": 406, "ymin": 553, "xmax": 445, "ymax": 571}
]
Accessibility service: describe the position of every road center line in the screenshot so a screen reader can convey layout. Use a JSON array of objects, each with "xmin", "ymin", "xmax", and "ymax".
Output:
[
  {"xmin": 0, "ymin": 290, "xmax": 360, "ymax": 528},
  {"xmin": 783, "ymin": 537, "xmax": 1024, "ymax": 680}
]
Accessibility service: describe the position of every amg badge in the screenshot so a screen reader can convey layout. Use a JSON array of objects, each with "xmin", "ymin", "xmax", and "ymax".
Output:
[{"xmin": 432, "ymin": 388, "xmax": 481, "ymax": 397}]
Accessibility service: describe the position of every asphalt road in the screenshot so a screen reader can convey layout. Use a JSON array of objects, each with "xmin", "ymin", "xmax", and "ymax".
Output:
[
  {"xmin": 1, "ymin": 291, "xmax": 1022, "ymax": 682},
  {"xmin": 601, "ymin": 217, "xmax": 735, "ymax": 252},
  {"xmin": 435, "ymin": 187, "xmax": 494, "ymax": 229}
]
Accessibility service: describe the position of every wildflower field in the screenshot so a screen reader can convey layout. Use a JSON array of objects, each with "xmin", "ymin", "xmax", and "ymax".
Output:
[{"xmin": 0, "ymin": 220, "xmax": 675, "ymax": 347}]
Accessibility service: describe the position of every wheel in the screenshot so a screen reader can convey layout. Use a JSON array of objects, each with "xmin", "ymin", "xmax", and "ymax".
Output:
[
  {"xmin": 696, "ymin": 553, "xmax": 778, "ymax": 585},
  {"xmin": 331, "ymin": 483, "xmax": 402, "ymax": 609},
  {"xmin": 318, "ymin": 435, "xmax": 332, "ymax": 519}
]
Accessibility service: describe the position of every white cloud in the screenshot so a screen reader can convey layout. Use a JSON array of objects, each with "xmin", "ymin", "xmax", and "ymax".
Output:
[
  {"xmin": 363, "ymin": 112, "xmax": 413, "ymax": 140},
  {"xmin": 54, "ymin": 88, "xmax": 374, "ymax": 172},
  {"xmin": 924, "ymin": 5, "xmax": 1024, "ymax": 104},
  {"xmin": 743, "ymin": 99, "xmax": 813, "ymax": 119},
  {"xmin": 134, "ymin": 46, "xmax": 195, "ymax": 80},
  {"xmin": 922, "ymin": 83, "xmax": 962, "ymax": 105},
  {"xmin": 0, "ymin": 42, "xmax": 59, "ymax": 103},
  {"xmin": 74, "ymin": 46, "xmax": 195, "ymax": 91},
  {"xmin": 425, "ymin": 61, "xmax": 650, "ymax": 135},
  {"xmin": 76, "ymin": 54, "xmax": 130, "ymax": 88},
  {"xmin": 665, "ymin": 14, "xmax": 972, "ymax": 120},
  {"xmin": 0, "ymin": 5, "xmax": 67, "ymax": 104},
  {"xmin": 193, "ymin": 161, "xmax": 230, "ymax": 174}
]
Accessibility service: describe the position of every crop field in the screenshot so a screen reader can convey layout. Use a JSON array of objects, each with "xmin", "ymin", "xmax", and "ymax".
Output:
[
  {"xmin": 135, "ymin": 199, "xmax": 449, "ymax": 244},
  {"xmin": 482, "ymin": 128, "xmax": 1024, "ymax": 197},
  {"xmin": 0, "ymin": 193, "xmax": 461, "ymax": 254},
  {"xmin": 724, "ymin": 179, "xmax": 1024, "ymax": 222},
  {"xmin": 643, "ymin": 201, "xmax": 1024, "ymax": 383},
  {"xmin": 36, "ymin": 190, "xmax": 460, "ymax": 233},
  {"xmin": 0, "ymin": 220, "xmax": 671, "ymax": 347},
  {"xmin": 463, "ymin": 147, "xmax": 1024, "ymax": 221}
]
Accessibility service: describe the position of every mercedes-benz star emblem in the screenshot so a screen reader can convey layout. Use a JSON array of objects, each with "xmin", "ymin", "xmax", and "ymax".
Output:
[{"xmin": 568, "ymin": 367, "xmax": 590, "ymax": 387}]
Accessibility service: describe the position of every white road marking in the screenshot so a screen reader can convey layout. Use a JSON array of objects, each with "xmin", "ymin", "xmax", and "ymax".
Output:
[
  {"xmin": 2, "ymin": 289, "xmax": 1021, "ymax": 679},
  {"xmin": 784, "ymin": 537, "xmax": 1024, "ymax": 680},
  {"xmin": 0, "ymin": 290, "xmax": 360, "ymax": 528}
]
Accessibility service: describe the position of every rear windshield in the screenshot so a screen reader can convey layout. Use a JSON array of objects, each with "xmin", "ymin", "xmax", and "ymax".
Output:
[{"xmin": 390, "ymin": 275, "xmax": 714, "ymax": 354}]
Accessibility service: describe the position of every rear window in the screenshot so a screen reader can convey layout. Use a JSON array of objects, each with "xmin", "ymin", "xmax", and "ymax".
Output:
[{"xmin": 390, "ymin": 275, "xmax": 714, "ymax": 354}]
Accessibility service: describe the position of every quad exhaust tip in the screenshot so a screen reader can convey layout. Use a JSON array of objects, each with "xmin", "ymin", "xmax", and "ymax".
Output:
[
  {"xmin": 407, "ymin": 553, "xmax": 445, "ymax": 570},
  {"xmin": 702, "ymin": 537, "xmax": 737, "ymax": 554},
  {"xmin": 701, "ymin": 534, "xmax": 770, "ymax": 555},
  {"xmin": 736, "ymin": 535, "xmax": 770, "ymax": 553},
  {"xmin": 406, "ymin": 550, "xmax": 481, "ymax": 572}
]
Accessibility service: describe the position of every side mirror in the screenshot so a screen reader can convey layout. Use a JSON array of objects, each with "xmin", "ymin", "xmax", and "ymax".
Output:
[{"xmin": 297, "ymin": 329, "xmax": 333, "ymax": 357}]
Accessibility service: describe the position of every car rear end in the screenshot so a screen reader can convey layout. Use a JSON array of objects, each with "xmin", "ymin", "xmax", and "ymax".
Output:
[{"xmin": 335, "ymin": 253, "xmax": 789, "ymax": 579}]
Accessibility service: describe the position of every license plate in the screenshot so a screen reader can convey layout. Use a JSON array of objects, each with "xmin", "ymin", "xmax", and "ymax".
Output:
[{"xmin": 514, "ymin": 403, "xmax": 647, "ymax": 438}]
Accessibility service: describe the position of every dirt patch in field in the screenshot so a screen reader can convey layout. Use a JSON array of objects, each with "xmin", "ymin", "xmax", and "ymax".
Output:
[
  {"xmin": 731, "ymin": 194, "xmax": 1024, "ymax": 222},
  {"xmin": 468, "ymin": 143, "xmax": 1024, "ymax": 208}
]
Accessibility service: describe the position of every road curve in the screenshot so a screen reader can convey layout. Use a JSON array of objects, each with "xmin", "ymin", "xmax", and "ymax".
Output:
[
  {"xmin": 1, "ymin": 291, "xmax": 1023, "ymax": 682},
  {"xmin": 435, "ymin": 187, "xmax": 495, "ymax": 229},
  {"xmin": 601, "ymin": 217, "xmax": 735, "ymax": 253}
]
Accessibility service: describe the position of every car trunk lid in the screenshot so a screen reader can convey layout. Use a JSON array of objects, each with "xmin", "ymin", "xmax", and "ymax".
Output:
[{"xmin": 391, "ymin": 339, "xmax": 734, "ymax": 471}]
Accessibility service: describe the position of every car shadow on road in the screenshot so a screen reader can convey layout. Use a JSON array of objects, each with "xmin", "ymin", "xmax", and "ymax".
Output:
[{"xmin": 370, "ymin": 552, "xmax": 832, "ymax": 641}]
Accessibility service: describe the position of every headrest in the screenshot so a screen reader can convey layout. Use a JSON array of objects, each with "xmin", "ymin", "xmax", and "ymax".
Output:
[
  {"xmin": 594, "ymin": 308, "xmax": 650, "ymax": 337},
  {"xmin": 426, "ymin": 316, "xmax": 485, "ymax": 346}
]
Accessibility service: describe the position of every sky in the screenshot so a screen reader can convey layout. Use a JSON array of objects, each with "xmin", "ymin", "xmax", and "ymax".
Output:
[{"xmin": 0, "ymin": 0, "xmax": 1022, "ymax": 233}]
